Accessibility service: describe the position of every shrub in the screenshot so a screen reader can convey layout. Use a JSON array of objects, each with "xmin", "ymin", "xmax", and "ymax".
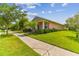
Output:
[
  {"xmin": 35, "ymin": 29, "xmax": 44, "ymax": 34},
  {"xmin": 23, "ymin": 28, "xmax": 28, "ymax": 32},
  {"xmin": 52, "ymin": 28, "xmax": 58, "ymax": 32},
  {"xmin": 35, "ymin": 28, "xmax": 59, "ymax": 34},
  {"xmin": 23, "ymin": 28, "xmax": 32, "ymax": 32},
  {"xmin": 44, "ymin": 29, "xmax": 51, "ymax": 33}
]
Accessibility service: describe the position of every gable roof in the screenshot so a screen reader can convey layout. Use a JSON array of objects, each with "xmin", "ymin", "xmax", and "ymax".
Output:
[{"xmin": 32, "ymin": 16, "xmax": 64, "ymax": 26}]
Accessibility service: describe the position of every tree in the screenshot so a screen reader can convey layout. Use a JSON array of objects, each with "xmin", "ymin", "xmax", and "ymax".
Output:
[
  {"xmin": 11, "ymin": 7, "xmax": 29, "ymax": 32},
  {"xmin": 66, "ymin": 13, "xmax": 79, "ymax": 39},
  {"xmin": 0, "ymin": 3, "xmax": 27, "ymax": 35},
  {"xmin": 28, "ymin": 21, "xmax": 36, "ymax": 29},
  {"xmin": 18, "ymin": 17, "xmax": 28, "ymax": 32},
  {"xmin": 10, "ymin": 11, "xmax": 29, "ymax": 32},
  {"xmin": 27, "ymin": 21, "xmax": 36, "ymax": 32},
  {"xmin": 66, "ymin": 17, "xmax": 76, "ymax": 30},
  {"xmin": 0, "ymin": 4, "xmax": 17, "ymax": 35}
]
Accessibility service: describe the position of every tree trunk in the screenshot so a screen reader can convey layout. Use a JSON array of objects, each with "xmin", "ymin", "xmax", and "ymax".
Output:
[
  {"xmin": 5, "ymin": 28, "xmax": 8, "ymax": 35},
  {"xmin": 6, "ymin": 29, "xmax": 8, "ymax": 35},
  {"xmin": 76, "ymin": 32, "xmax": 79, "ymax": 39}
]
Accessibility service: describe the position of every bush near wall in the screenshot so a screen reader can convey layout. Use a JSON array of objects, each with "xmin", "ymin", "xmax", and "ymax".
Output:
[
  {"xmin": 35, "ymin": 29, "xmax": 59, "ymax": 34},
  {"xmin": 35, "ymin": 29, "xmax": 44, "ymax": 34}
]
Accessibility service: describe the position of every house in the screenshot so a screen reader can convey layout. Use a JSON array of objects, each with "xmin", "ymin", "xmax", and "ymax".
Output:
[{"xmin": 32, "ymin": 16, "xmax": 65, "ymax": 30}]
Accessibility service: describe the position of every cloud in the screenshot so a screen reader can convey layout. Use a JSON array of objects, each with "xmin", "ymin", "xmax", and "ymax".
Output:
[
  {"xmin": 26, "ymin": 4, "xmax": 36, "ymax": 8},
  {"xmin": 42, "ymin": 10, "xmax": 52, "ymax": 14},
  {"xmin": 62, "ymin": 3, "xmax": 68, "ymax": 7},
  {"xmin": 50, "ymin": 3, "xmax": 55, "ymax": 7},
  {"xmin": 33, "ymin": 3, "xmax": 41, "ymax": 6},
  {"xmin": 27, "ymin": 5, "xmax": 36, "ymax": 8},
  {"xmin": 55, "ymin": 9, "xmax": 64, "ymax": 12},
  {"xmin": 26, "ymin": 3, "xmax": 41, "ymax": 9},
  {"xmin": 42, "ymin": 11, "xmax": 45, "ymax": 14},
  {"xmin": 48, "ymin": 10, "xmax": 52, "ymax": 14},
  {"xmin": 21, "ymin": 9, "xmax": 27, "ymax": 12},
  {"xmin": 27, "ymin": 12, "xmax": 38, "ymax": 16}
]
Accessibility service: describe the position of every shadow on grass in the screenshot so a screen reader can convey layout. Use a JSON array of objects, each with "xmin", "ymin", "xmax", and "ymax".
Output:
[
  {"xmin": 24, "ymin": 33, "xmax": 49, "ymax": 36},
  {"xmin": 23, "ymin": 33, "xmax": 39, "ymax": 36},
  {"xmin": 17, "ymin": 34, "xmax": 25, "ymax": 37},
  {"xmin": 66, "ymin": 36, "xmax": 79, "ymax": 42},
  {"xmin": 0, "ymin": 34, "xmax": 12, "ymax": 38}
]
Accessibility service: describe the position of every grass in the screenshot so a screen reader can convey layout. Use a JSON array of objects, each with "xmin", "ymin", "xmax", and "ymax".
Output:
[
  {"xmin": 0, "ymin": 34, "xmax": 39, "ymax": 56},
  {"xmin": 0, "ymin": 30, "xmax": 3, "ymax": 32},
  {"xmin": 28, "ymin": 31, "xmax": 79, "ymax": 54}
]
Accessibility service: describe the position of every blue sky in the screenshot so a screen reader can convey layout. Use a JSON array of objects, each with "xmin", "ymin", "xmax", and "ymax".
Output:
[{"xmin": 16, "ymin": 3, "xmax": 79, "ymax": 24}]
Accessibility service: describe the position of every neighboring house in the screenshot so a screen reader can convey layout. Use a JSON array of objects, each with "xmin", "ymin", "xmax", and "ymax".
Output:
[{"xmin": 32, "ymin": 16, "xmax": 65, "ymax": 30}]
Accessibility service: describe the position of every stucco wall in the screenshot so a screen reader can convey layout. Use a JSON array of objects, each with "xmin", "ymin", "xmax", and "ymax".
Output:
[
  {"xmin": 34, "ymin": 19, "xmax": 64, "ymax": 30},
  {"xmin": 48, "ymin": 22, "xmax": 64, "ymax": 30}
]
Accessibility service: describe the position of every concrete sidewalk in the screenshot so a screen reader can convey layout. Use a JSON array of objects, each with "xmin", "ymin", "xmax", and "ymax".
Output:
[{"xmin": 14, "ymin": 33, "xmax": 79, "ymax": 56}]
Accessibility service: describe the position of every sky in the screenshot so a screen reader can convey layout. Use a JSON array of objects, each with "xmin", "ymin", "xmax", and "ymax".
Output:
[{"xmin": 16, "ymin": 3, "xmax": 79, "ymax": 24}]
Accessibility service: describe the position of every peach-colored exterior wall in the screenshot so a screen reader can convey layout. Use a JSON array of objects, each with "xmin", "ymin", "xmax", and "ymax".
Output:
[
  {"xmin": 35, "ymin": 20, "xmax": 64, "ymax": 30},
  {"xmin": 48, "ymin": 22, "xmax": 64, "ymax": 30}
]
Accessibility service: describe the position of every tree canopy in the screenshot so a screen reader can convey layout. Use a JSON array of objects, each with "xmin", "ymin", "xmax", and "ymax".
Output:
[
  {"xmin": 66, "ymin": 13, "xmax": 79, "ymax": 31},
  {"xmin": 66, "ymin": 13, "xmax": 79, "ymax": 38},
  {"xmin": 0, "ymin": 3, "xmax": 28, "ymax": 35}
]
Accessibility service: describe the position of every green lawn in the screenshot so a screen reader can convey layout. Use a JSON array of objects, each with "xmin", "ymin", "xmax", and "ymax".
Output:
[
  {"xmin": 0, "ymin": 34, "xmax": 39, "ymax": 56},
  {"xmin": 29, "ymin": 31, "xmax": 79, "ymax": 54},
  {"xmin": 0, "ymin": 30, "xmax": 3, "ymax": 32}
]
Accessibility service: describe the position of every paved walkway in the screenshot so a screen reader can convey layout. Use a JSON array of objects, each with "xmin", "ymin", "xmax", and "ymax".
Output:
[{"xmin": 14, "ymin": 33, "xmax": 79, "ymax": 56}]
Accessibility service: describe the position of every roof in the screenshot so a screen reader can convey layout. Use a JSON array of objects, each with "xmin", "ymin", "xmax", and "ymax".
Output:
[{"xmin": 32, "ymin": 16, "xmax": 64, "ymax": 26}]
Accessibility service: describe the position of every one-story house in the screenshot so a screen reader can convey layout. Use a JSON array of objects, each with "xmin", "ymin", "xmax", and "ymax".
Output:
[{"xmin": 32, "ymin": 16, "xmax": 65, "ymax": 30}]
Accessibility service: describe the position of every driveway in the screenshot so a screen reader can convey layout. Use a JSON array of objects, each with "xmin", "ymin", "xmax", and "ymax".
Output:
[{"xmin": 14, "ymin": 33, "xmax": 79, "ymax": 56}]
